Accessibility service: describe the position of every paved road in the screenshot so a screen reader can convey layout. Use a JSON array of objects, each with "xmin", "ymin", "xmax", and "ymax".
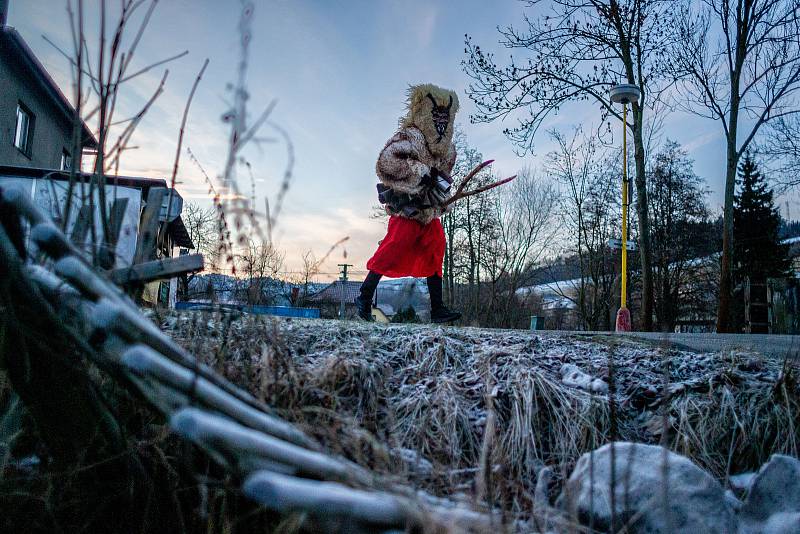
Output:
[{"xmin": 537, "ymin": 330, "xmax": 800, "ymax": 358}]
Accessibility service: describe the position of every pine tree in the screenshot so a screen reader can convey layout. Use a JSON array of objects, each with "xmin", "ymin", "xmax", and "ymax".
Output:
[{"xmin": 733, "ymin": 155, "xmax": 789, "ymax": 282}]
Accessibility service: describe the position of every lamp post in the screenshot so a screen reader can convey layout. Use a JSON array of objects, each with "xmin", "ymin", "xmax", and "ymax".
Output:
[{"xmin": 610, "ymin": 83, "xmax": 640, "ymax": 332}]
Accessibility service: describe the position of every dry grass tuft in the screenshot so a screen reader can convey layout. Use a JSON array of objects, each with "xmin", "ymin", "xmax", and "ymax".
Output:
[{"xmin": 161, "ymin": 312, "xmax": 800, "ymax": 525}]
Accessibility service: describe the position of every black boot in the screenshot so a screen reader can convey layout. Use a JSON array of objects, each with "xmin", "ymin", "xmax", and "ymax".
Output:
[
  {"xmin": 355, "ymin": 271, "xmax": 382, "ymax": 321},
  {"xmin": 427, "ymin": 274, "xmax": 461, "ymax": 323}
]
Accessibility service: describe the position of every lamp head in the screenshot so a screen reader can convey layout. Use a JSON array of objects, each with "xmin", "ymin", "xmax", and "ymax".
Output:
[{"xmin": 610, "ymin": 84, "xmax": 641, "ymax": 105}]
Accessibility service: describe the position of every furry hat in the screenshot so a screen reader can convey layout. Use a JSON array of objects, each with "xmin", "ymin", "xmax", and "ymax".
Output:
[{"xmin": 401, "ymin": 84, "xmax": 459, "ymax": 156}]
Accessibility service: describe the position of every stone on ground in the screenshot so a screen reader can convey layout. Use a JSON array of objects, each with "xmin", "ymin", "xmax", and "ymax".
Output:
[
  {"xmin": 558, "ymin": 441, "xmax": 737, "ymax": 533},
  {"xmin": 739, "ymin": 455, "xmax": 800, "ymax": 533}
]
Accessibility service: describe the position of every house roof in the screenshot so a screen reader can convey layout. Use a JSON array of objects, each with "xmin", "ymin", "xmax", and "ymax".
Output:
[
  {"xmin": 0, "ymin": 164, "xmax": 167, "ymax": 190},
  {"xmin": 308, "ymin": 280, "xmax": 361, "ymax": 304},
  {"xmin": 168, "ymin": 216, "xmax": 194, "ymax": 249},
  {"xmin": 0, "ymin": 26, "xmax": 98, "ymax": 149}
]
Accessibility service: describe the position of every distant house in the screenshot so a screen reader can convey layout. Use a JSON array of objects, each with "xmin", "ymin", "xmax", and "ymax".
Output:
[
  {"xmin": 1, "ymin": 11, "xmax": 97, "ymax": 170},
  {"xmin": 308, "ymin": 280, "xmax": 362, "ymax": 318},
  {"xmin": 515, "ymin": 278, "xmax": 583, "ymax": 330}
]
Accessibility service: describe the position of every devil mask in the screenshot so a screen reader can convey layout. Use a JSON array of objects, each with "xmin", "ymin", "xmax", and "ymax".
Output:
[{"xmin": 401, "ymin": 84, "xmax": 459, "ymax": 156}]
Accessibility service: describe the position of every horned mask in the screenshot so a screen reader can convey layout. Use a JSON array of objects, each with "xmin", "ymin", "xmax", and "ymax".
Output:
[{"xmin": 402, "ymin": 84, "xmax": 459, "ymax": 155}]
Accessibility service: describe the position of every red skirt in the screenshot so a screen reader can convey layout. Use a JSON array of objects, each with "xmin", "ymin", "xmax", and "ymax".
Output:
[{"xmin": 367, "ymin": 216, "xmax": 445, "ymax": 278}]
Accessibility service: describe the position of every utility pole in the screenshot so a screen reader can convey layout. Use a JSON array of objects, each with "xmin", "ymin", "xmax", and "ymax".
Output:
[{"xmin": 338, "ymin": 263, "xmax": 353, "ymax": 319}]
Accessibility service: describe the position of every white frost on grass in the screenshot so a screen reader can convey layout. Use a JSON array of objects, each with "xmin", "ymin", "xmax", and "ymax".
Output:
[
  {"xmin": 160, "ymin": 314, "xmax": 799, "ymax": 527},
  {"xmin": 560, "ymin": 363, "xmax": 609, "ymax": 394}
]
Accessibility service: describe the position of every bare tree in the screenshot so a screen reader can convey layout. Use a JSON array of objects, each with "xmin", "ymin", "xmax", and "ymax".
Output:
[
  {"xmin": 441, "ymin": 129, "xmax": 497, "ymax": 316},
  {"xmin": 52, "ymin": 0, "xmax": 189, "ymax": 267},
  {"xmin": 236, "ymin": 239, "xmax": 284, "ymax": 305},
  {"xmin": 670, "ymin": 0, "xmax": 800, "ymax": 331},
  {"xmin": 183, "ymin": 202, "xmax": 219, "ymax": 260},
  {"xmin": 294, "ymin": 249, "xmax": 321, "ymax": 305},
  {"xmin": 463, "ymin": 0, "xmax": 680, "ymax": 330},
  {"xmin": 757, "ymin": 116, "xmax": 800, "ymax": 189},
  {"xmin": 179, "ymin": 202, "xmax": 219, "ymax": 299},
  {"xmin": 547, "ymin": 128, "xmax": 618, "ymax": 330},
  {"xmin": 481, "ymin": 169, "xmax": 559, "ymax": 327}
]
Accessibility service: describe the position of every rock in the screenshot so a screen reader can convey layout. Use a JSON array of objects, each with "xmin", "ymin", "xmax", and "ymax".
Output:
[
  {"xmin": 560, "ymin": 363, "xmax": 608, "ymax": 394},
  {"xmin": 740, "ymin": 455, "xmax": 800, "ymax": 528},
  {"xmin": 558, "ymin": 442, "xmax": 738, "ymax": 533},
  {"xmin": 729, "ymin": 472, "xmax": 756, "ymax": 497},
  {"xmin": 760, "ymin": 512, "xmax": 800, "ymax": 534},
  {"xmin": 534, "ymin": 466, "xmax": 553, "ymax": 513},
  {"xmin": 725, "ymin": 489, "xmax": 743, "ymax": 512}
]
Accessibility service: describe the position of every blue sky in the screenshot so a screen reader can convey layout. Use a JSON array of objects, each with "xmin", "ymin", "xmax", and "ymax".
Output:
[{"xmin": 8, "ymin": 1, "xmax": 793, "ymax": 279}]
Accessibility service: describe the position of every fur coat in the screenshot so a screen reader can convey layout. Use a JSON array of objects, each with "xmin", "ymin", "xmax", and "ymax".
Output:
[{"xmin": 375, "ymin": 84, "xmax": 459, "ymax": 225}]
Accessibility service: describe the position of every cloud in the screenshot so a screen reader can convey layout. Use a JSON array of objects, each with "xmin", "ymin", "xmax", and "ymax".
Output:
[
  {"xmin": 415, "ymin": 6, "xmax": 438, "ymax": 49},
  {"xmin": 683, "ymin": 131, "xmax": 720, "ymax": 152}
]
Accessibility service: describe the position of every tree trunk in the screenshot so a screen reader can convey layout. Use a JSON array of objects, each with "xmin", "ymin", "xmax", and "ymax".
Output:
[
  {"xmin": 717, "ymin": 36, "xmax": 743, "ymax": 332},
  {"xmin": 466, "ymin": 197, "xmax": 476, "ymax": 317},
  {"xmin": 632, "ymin": 104, "xmax": 654, "ymax": 331},
  {"xmin": 474, "ymin": 198, "xmax": 484, "ymax": 315},
  {"xmin": 716, "ymin": 147, "xmax": 739, "ymax": 332}
]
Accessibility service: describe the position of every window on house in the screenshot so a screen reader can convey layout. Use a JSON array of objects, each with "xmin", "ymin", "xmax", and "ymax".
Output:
[
  {"xmin": 14, "ymin": 103, "xmax": 34, "ymax": 156},
  {"xmin": 60, "ymin": 149, "xmax": 72, "ymax": 171}
]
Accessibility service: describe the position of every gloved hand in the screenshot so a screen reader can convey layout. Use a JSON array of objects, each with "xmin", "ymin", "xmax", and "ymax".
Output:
[
  {"xmin": 421, "ymin": 167, "xmax": 451, "ymax": 188},
  {"xmin": 420, "ymin": 167, "xmax": 439, "ymax": 188},
  {"xmin": 377, "ymin": 183, "xmax": 394, "ymax": 204}
]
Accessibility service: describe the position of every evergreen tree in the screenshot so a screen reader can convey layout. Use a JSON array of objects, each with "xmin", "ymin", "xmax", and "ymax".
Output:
[{"xmin": 733, "ymin": 155, "xmax": 790, "ymax": 282}]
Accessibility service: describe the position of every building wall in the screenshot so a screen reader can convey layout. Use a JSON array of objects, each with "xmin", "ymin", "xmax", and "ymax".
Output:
[{"xmin": 0, "ymin": 48, "xmax": 75, "ymax": 170}]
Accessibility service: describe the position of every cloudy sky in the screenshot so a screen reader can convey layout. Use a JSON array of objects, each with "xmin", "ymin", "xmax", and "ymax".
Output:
[{"xmin": 8, "ymin": 0, "xmax": 793, "ymax": 280}]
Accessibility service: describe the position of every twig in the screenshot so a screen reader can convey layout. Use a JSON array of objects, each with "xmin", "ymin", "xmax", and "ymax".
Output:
[
  {"xmin": 104, "ymin": 69, "xmax": 169, "ymax": 172},
  {"xmin": 264, "ymin": 121, "xmax": 294, "ymax": 242},
  {"xmin": 166, "ymin": 58, "xmax": 210, "ymax": 224},
  {"xmin": 454, "ymin": 159, "xmax": 493, "ymax": 191},
  {"xmin": 118, "ymin": 50, "xmax": 189, "ymax": 83},
  {"xmin": 443, "ymin": 175, "xmax": 516, "ymax": 208}
]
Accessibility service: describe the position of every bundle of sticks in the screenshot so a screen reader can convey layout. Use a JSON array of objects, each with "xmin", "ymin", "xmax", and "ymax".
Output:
[{"xmin": 440, "ymin": 159, "xmax": 516, "ymax": 208}]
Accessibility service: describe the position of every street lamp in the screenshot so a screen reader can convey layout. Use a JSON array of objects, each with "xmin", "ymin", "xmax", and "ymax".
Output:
[{"xmin": 610, "ymin": 83, "xmax": 640, "ymax": 332}]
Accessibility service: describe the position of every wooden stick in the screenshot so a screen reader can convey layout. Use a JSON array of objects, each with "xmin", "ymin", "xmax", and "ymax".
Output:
[
  {"xmin": 54, "ymin": 256, "xmax": 138, "ymax": 311},
  {"xmin": 89, "ymin": 297, "xmax": 267, "ymax": 413},
  {"xmin": 0, "ymin": 187, "xmax": 48, "ymax": 225},
  {"xmin": 31, "ymin": 222, "xmax": 80, "ymax": 260},
  {"xmin": 171, "ymin": 408, "xmax": 372, "ymax": 485},
  {"xmin": 243, "ymin": 470, "xmax": 409, "ymax": 528},
  {"xmin": 443, "ymin": 175, "xmax": 516, "ymax": 208},
  {"xmin": 451, "ymin": 159, "xmax": 494, "ymax": 198},
  {"xmin": 123, "ymin": 345, "xmax": 318, "ymax": 449},
  {"xmin": 110, "ymin": 254, "xmax": 204, "ymax": 285},
  {"xmin": 243, "ymin": 471, "xmax": 490, "ymax": 531}
]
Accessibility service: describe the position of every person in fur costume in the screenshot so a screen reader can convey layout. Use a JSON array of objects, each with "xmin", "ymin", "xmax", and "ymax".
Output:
[{"xmin": 355, "ymin": 84, "xmax": 462, "ymax": 323}]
